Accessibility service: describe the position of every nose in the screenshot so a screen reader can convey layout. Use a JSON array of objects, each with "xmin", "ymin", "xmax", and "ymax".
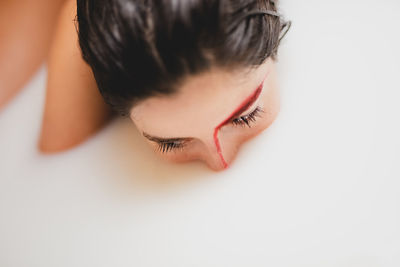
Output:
[
  {"xmin": 203, "ymin": 150, "xmax": 229, "ymax": 171},
  {"xmin": 200, "ymin": 129, "xmax": 240, "ymax": 172}
]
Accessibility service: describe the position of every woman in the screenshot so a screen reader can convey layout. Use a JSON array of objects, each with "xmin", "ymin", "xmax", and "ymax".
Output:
[{"xmin": 40, "ymin": 0, "xmax": 290, "ymax": 171}]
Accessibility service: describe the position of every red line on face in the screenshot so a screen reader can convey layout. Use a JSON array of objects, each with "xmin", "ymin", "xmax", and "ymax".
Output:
[{"xmin": 213, "ymin": 72, "xmax": 269, "ymax": 169}]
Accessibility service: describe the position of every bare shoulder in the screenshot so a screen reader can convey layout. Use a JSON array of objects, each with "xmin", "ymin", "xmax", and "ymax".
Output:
[
  {"xmin": 39, "ymin": 0, "xmax": 113, "ymax": 153},
  {"xmin": 0, "ymin": 0, "xmax": 66, "ymax": 109}
]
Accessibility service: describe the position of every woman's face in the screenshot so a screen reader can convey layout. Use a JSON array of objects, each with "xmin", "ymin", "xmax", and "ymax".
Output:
[{"xmin": 130, "ymin": 58, "xmax": 280, "ymax": 171}]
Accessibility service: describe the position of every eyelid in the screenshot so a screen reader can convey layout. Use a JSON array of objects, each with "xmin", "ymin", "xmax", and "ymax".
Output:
[
  {"xmin": 232, "ymin": 81, "xmax": 265, "ymax": 120},
  {"xmin": 231, "ymin": 105, "xmax": 264, "ymax": 127},
  {"xmin": 231, "ymin": 99, "xmax": 260, "ymax": 121},
  {"xmin": 157, "ymin": 139, "xmax": 185, "ymax": 144},
  {"xmin": 143, "ymin": 132, "xmax": 191, "ymax": 143},
  {"xmin": 157, "ymin": 138, "xmax": 191, "ymax": 146}
]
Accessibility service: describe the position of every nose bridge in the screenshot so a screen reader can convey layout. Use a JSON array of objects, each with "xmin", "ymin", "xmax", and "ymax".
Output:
[
  {"xmin": 197, "ymin": 126, "xmax": 229, "ymax": 171},
  {"xmin": 213, "ymin": 126, "xmax": 229, "ymax": 169}
]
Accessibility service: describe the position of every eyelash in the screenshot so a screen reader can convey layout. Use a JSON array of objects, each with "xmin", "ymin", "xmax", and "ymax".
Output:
[
  {"xmin": 156, "ymin": 105, "xmax": 265, "ymax": 154},
  {"xmin": 156, "ymin": 141, "xmax": 185, "ymax": 154},
  {"xmin": 231, "ymin": 106, "xmax": 265, "ymax": 128}
]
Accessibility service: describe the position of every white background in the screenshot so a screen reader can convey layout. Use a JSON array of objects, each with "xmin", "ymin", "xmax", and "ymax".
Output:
[{"xmin": 1, "ymin": 0, "xmax": 399, "ymax": 266}]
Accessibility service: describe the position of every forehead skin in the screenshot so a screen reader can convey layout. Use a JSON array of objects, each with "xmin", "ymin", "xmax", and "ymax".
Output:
[{"xmin": 130, "ymin": 59, "xmax": 273, "ymax": 139}]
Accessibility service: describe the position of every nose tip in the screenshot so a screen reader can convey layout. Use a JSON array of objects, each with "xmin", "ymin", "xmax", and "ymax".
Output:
[
  {"xmin": 199, "ymin": 131, "xmax": 242, "ymax": 171},
  {"xmin": 203, "ymin": 145, "xmax": 235, "ymax": 172},
  {"xmin": 196, "ymin": 128, "xmax": 242, "ymax": 171},
  {"xmin": 205, "ymin": 159, "xmax": 229, "ymax": 172}
]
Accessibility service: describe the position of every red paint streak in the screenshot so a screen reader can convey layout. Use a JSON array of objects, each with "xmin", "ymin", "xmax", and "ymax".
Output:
[
  {"xmin": 213, "ymin": 72, "xmax": 269, "ymax": 169},
  {"xmin": 213, "ymin": 129, "xmax": 228, "ymax": 168}
]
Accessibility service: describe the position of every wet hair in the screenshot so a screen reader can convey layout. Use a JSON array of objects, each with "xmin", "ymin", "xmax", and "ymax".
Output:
[{"xmin": 76, "ymin": 0, "xmax": 291, "ymax": 116}]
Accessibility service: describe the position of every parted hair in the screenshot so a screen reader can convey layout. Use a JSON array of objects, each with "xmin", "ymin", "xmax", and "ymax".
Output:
[{"xmin": 76, "ymin": 0, "xmax": 290, "ymax": 116}]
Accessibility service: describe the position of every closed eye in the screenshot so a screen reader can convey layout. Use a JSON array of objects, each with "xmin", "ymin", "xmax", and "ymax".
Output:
[
  {"xmin": 231, "ymin": 106, "xmax": 265, "ymax": 128},
  {"xmin": 153, "ymin": 106, "xmax": 265, "ymax": 154}
]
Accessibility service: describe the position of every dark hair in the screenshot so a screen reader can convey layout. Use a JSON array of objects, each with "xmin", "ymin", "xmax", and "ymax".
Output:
[{"xmin": 76, "ymin": 0, "xmax": 290, "ymax": 116}]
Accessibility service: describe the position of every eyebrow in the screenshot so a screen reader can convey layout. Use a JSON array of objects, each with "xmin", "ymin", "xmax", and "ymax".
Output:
[{"xmin": 142, "ymin": 71, "xmax": 269, "ymax": 143}]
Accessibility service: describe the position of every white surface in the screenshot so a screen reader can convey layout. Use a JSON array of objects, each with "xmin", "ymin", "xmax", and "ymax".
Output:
[{"xmin": 1, "ymin": 0, "xmax": 400, "ymax": 266}]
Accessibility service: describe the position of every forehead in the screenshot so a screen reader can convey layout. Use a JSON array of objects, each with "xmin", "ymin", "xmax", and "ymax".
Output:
[{"xmin": 130, "ymin": 60, "xmax": 272, "ymax": 137}]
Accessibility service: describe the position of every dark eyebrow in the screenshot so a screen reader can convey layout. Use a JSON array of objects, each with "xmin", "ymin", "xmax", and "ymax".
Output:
[{"xmin": 143, "ymin": 71, "xmax": 269, "ymax": 143}]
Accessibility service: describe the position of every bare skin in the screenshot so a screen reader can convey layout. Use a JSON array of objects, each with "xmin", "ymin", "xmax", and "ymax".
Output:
[
  {"xmin": 0, "ymin": 0, "xmax": 111, "ymax": 152},
  {"xmin": 0, "ymin": 0, "xmax": 65, "ymax": 108},
  {"xmin": 131, "ymin": 59, "xmax": 280, "ymax": 171},
  {"xmin": 38, "ymin": 0, "xmax": 112, "ymax": 153},
  {"xmin": 1, "ymin": 0, "xmax": 280, "ymax": 171}
]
